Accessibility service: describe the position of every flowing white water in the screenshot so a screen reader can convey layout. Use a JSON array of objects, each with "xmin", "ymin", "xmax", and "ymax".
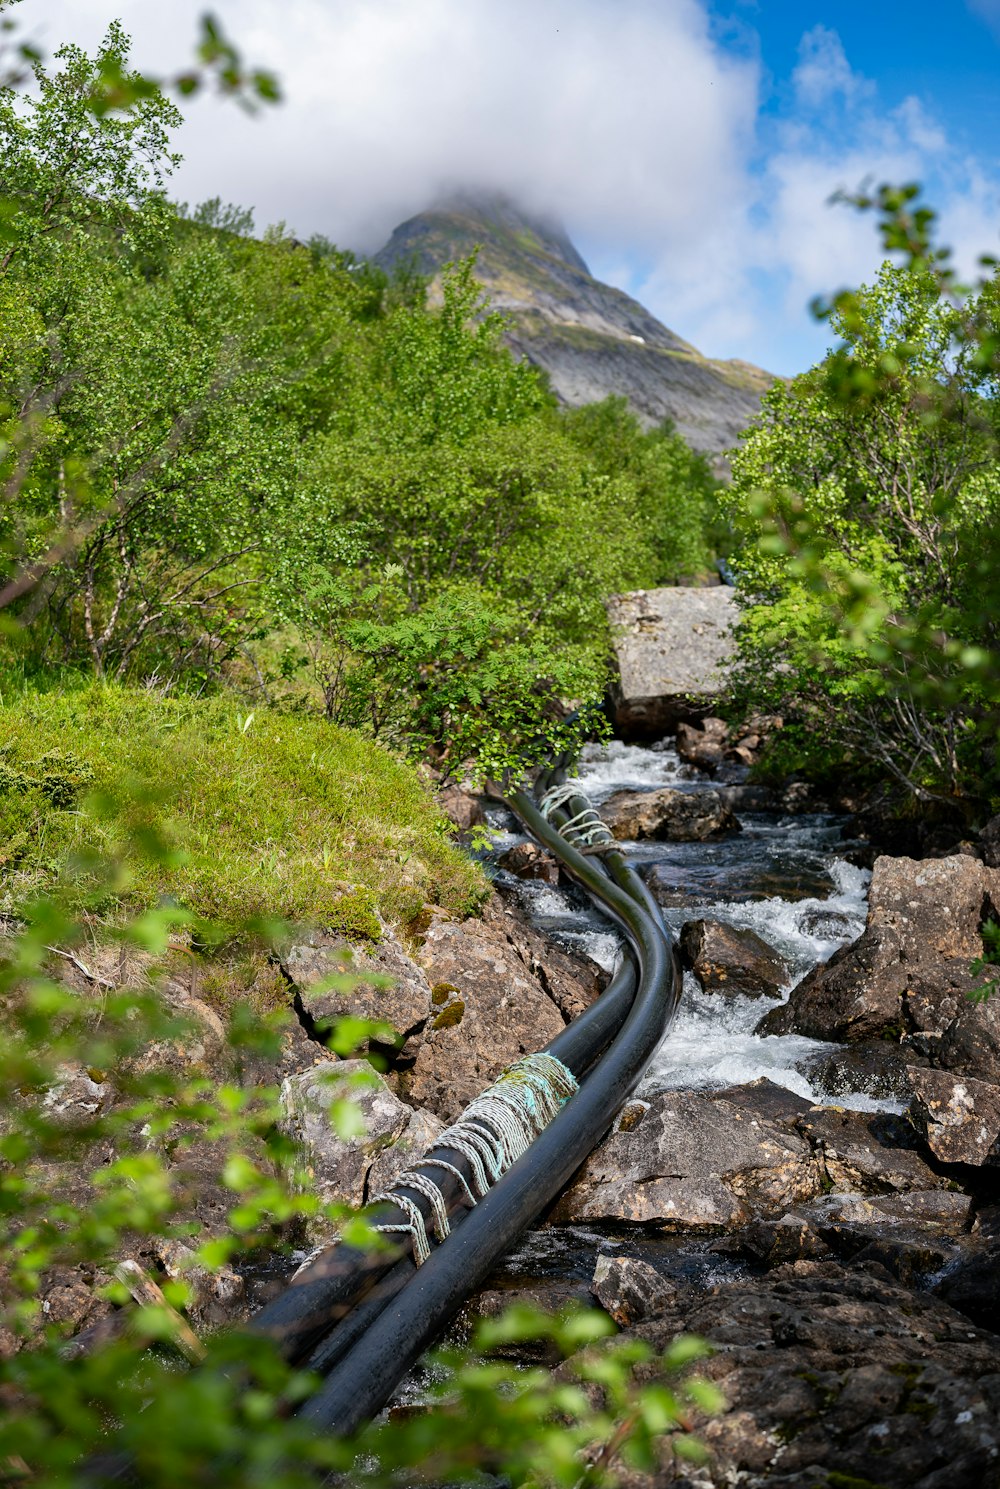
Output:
[{"xmin": 497, "ymin": 741, "xmax": 899, "ymax": 1113}]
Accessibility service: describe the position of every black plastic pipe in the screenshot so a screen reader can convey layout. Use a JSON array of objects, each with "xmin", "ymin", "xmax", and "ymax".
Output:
[
  {"xmin": 249, "ymin": 798, "xmax": 648, "ymax": 1363},
  {"xmin": 297, "ymin": 787, "xmax": 680, "ymax": 1436}
]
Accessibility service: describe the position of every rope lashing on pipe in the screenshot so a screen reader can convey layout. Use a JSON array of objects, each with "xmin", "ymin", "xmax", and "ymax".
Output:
[
  {"xmin": 538, "ymin": 781, "xmax": 614, "ymax": 849},
  {"xmin": 369, "ymin": 1053, "xmax": 578, "ymax": 1265}
]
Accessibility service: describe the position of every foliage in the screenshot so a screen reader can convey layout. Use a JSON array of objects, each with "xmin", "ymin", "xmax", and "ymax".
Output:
[
  {"xmin": 562, "ymin": 395, "xmax": 722, "ymax": 582},
  {"xmin": 0, "ymin": 681, "xmax": 485, "ymax": 930},
  {"xmin": 722, "ymin": 259, "xmax": 1000, "ymax": 805}
]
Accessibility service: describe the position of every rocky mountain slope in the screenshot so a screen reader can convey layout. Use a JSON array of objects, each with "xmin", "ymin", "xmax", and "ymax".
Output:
[{"xmin": 373, "ymin": 193, "xmax": 773, "ymax": 458}]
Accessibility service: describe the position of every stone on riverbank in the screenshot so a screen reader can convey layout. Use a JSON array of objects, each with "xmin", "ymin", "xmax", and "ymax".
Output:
[
  {"xmin": 590, "ymin": 1254, "xmax": 676, "ymax": 1325},
  {"xmin": 605, "ymin": 585, "xmax": 737, "ymax": 739},
  {"xmin": 279, "ymin": 1060, "xmax": 439, "ymax": 1233},
  {"xmin": 909, "ymin": 1067, "xmax": 1000, "ymax": 1166},
  {"xmin": 551, "ymin": 1089, "xmax": 821, "ymax": 1229},
  {"xmin": 679, "ymin": 918, "xmax": 791, "ymax": 998},
  {"xmin": 757, "ymin": 855, "xmax": 1000, "ymax": 1089},
  {"xmin": 601, "ymin": 785, "xmax": 741, "ymax": 842},
  {"xmin": 627, "ymin": 1261, "xmax": 1000, "ymax": 1489}
]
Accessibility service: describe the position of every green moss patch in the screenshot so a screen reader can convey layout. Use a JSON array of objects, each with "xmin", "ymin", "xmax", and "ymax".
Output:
[{"xmin": 0, "ymin": 682, "xmax": 486, "ymax": 935}]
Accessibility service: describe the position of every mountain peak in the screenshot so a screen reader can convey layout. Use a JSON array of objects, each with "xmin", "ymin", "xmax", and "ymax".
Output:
[{"xmin": 373, "ymin": 193, "xmax": 772, "ymax": 460}]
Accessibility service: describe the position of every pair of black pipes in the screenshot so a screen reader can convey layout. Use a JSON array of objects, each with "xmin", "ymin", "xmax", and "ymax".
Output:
[{"xmin": 244, "ymin": 768, "xmax": 682, "ymax": 1438}]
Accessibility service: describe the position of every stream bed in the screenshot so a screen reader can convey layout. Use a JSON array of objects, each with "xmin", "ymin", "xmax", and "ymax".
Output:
[{"xmin": 457, "ymin": 738, "xmax": 882, "ymax": 1323}]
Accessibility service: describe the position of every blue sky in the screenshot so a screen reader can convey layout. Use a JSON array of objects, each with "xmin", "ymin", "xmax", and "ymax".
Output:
[{"xmin": 32, "ymin": 1, "xmax": 1000, "ymax": 376}]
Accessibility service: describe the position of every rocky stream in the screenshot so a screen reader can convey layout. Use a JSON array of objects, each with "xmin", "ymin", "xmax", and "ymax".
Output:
[{"xmin": 24, "ymin": 728, "xmax": 1000, "ymax": 1487}]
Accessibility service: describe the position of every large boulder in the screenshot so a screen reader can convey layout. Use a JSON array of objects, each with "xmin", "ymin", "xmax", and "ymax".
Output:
[
  {"xmin": 405, "ymin": 908, "xmax": 568, "ymax": 1121},
  {"xmin": 605, "ymin": 586, "xmax": 736, "ymax": 739},
  {"xmin": 601, "ymin": 785, "xmax": 741, "ymax": 842},
  {"xmin": 758, "ymin": 855, "xmax": 1000, "ymax": 1084},
  {"xmin": 631, "ymin": 1261, "xmax": 1000, "ymax": 1489},
  {"xmin": 679, "ymin": 919, "xmax": 791, "ymax": 998},
  {"xmin": 551, "ymin": 1089, "xmax": 821, "ymax": 1229}
]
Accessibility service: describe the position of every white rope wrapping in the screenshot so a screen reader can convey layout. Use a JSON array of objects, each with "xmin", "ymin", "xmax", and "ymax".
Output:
[
  {"xmin": 371, "ymin": 1053, "xmax": 578, "ymax": 1265},
  {"xmin": 538, "ymin": 782, "xmax": 613, "ymax": 848},
  {"xmin": 370, "ymin": 1191, "xmax": 431, "ymax": 1265}
]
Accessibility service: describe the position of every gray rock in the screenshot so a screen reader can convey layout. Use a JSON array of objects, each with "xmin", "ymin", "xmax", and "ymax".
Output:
[
  {"xmin": 366, "ymin": 1106, "xmax": 446, "ymax": 1196},
  {"xmin": 284, "ymin": 932, "xmax": 433, "ymax": 1059},
  {"xmin": 552, "ymin": 1090, "xmax": 820, "ymax": 1229},
  {"xmin": 633, "ymin": 1261, "xmax": 1000, "ymax": 1489},
  {"xmin": 605, "ymin": 586, "xmax": 738, "ymax": 738},
  {"xmin": 680, "ymin": 919, "xmax": 791, "ymax": 998},
  {"xmin": 280, "ymin": 1060, "xmax": 428, "ymax": 1232},
  {"xmin": 793, "ymin": 1105, "xmax": 949, "ymax": 1194},
  {"xmin": 810, "ymin": 1040, "xmax": 923, "ymax": 1104},
  {"xmin": 590, "ymin": 1254, "xmax": 676, "ymax": 1326},
  {"xmin": 909, "ymin": 1068, "xmax": 1000, "ymax": 1166},
  {"xmin": 758, "ymin": 855, "xmax": 1000, "ymax": 1076},
  {"xmin": 601, "ymin": 785, "xmax": 741, "ymax": 842}
]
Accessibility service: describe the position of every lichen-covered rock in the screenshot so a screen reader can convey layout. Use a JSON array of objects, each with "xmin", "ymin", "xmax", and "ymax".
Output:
[
  {"xmin": 406, "ymin": 910, "xmax": 566, "ymax": 1121},
  {"xmin": 679, "ymin": 919, "xmax": 790, "ymax": 998},
  {"xmin": 793, "ymin": 1105, "xmax": 949, "ymax": 1194},
  {"xmin": 552, "ymin": 1089, "xmax": 820, "ymax": 1229},
  {"xmin": 601, "ymin": 785, "xmax": 741, "ymax": 843},
  {"xmin": 590, "ymin": 1254, "xmax": 676, "ymax": 1325},
  {"xmin": 909, "ymin": 1068, "xmax": 1000, "ymax": 1166},
  {"xmin": 628, "ymin": 1261, "xmax": 1000, "ymax": 1489}
]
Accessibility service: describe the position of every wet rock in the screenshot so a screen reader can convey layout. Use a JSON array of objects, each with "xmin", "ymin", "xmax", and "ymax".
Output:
[
  {"xmin": 629, "ymin": 1260, "xmax": 1000, "ymax": 1489},
  {"xmin": 675, "ymin": 717, "xmax": 728, "ymax": 772},
  {"xmin": 757, "ymin": 855, "xmax": 1000, "ymax": 1080},
  {"xmin": 590, "ymin": 1254, "xmax": 676, "ymax": 1325},
  {"xmin": 810, "ymin": 1040, "xmax": 923, "ymax": 1104},
  {"xmin": 552, "ymin": 1090, "xmax": 820, "ymax": 1229},
  {"xmin": 605, "ymin": 585, "xmax": 737, "ymax": 739},
  {"xmin": 717, "ymin": 783, "xmax": 782, "ymax": 812},
  {"xmin": 708, "ymin": 1077, "xmax": 813, "ymax": 1124},
  {"xmin": 936, "ymin": 1203, "xmax": 1000, "ymax": 1332},
  {"xmin": 793, "ymin": 1105, "xmax": 949, "ymax": 1194},
  {"xmin": 497, "ymin": 840, "xmax": 559, "ymax": 884},
  {"xmin": 284, "ymin": 932, "xmax": 432, "ymax": 1060},
  {"xmin": 436, "ymin": 782, "xmax": 486, "ymax": 831},
  {"xmin": 909, "ymin": 1068, "xmax": 1000, "ymax": 1166},
  {"xmin": 406, "ymin": 910, "xmax": 565, "ymax": 1121},
  {"xmin": 280, "ymin": 1060, "xmax": 434, "ymax": 1231},
  {"xmin": 679, "ymin": 919, "xmax": 791, "ymax": 998},
  {"xmin": 601, "ymin": 785, "xmax": 741, "ymax": 843}
]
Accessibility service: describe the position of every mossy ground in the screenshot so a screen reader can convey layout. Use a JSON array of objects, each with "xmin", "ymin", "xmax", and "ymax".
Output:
[{"xmin": 0, "ymin": 681, "xmax": 486, "ymax": 936}]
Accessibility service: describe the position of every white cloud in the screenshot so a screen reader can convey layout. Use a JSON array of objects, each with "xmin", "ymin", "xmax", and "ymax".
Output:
[{"xmin": 14, "ymin": 3, "xmax": 1000, "ymax": 375}]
